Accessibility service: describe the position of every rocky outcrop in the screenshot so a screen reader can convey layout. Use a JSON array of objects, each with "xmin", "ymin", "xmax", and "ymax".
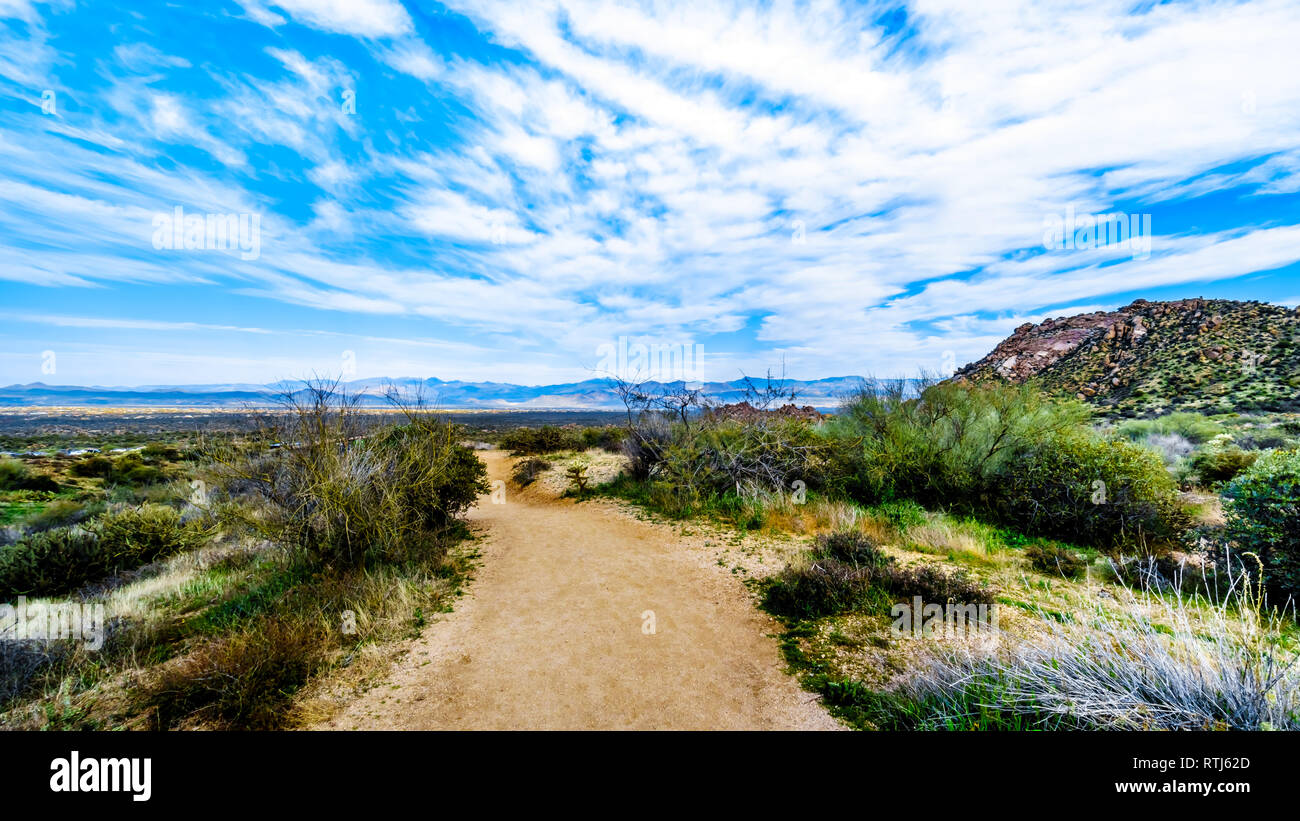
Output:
[{"xmin": 954, "ymin": 298, "xmax": 1300, "ymax": 416}]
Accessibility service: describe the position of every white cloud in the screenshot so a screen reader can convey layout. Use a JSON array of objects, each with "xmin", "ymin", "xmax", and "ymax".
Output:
[{"xmin": 245, "ymin": 0, "xmax": 412, "ymax": 38}]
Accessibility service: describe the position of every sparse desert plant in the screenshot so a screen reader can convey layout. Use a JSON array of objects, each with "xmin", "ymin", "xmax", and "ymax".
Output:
[
  {"xmin": 564, "ymin": 459, "xmax": 591, "ymax": 497},
  {"xmin": 763, "ymin": 558, "xmax": 878, "ymax": 620},
  {"xmin": 763, "ymin": 530, "xmax": 994, "ymax": 620},
  {"xmin": 816, "ymin": 530, "xmax": 891, "ymax": 569},
  {"xmin": 138, "ymin": 619, "xmax": 328, "ymax": 729}
]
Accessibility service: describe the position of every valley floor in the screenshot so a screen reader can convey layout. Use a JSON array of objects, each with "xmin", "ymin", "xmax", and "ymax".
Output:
[{"xmin": 316, "ymin": 450, "xmax": 839, "ymax": 730}]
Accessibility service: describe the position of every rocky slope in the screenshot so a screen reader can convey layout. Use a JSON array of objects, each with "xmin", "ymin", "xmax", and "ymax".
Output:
[{"xmin": 955, "ymin": 298, "xmax": 1300, "ymax": 416}]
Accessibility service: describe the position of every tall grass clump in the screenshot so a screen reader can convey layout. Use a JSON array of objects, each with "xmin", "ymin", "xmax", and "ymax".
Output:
[{"xmin": 864, "ymin": 580, "xmax": 1299, "ymax": 730}]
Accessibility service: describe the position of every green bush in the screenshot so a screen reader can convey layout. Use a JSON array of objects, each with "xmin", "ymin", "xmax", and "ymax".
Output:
[
  {"xmin": 0, "ymin": 528, "xmax": 103, "ymax": 598},
  {"xmin": 764, "ymin": 559, "xmax": 876, "ymax": 620},
  {"xmin": 828, "ymin": 380, "xmax": 1188, "ymax": 551},
  {"xmin": 577, "ymin": 425, "xmax": 625, "ymax": 452},
  {"xmin": 994, "ymin": 433, "xmax": 1189, "ymax": 551},
  {"xmin": 69, "ymin": 454, "xmax": 168, "ymax": 485},
  {"xmin": 92, "ymin": 503, "xmax": 200, "ymax": 564},
  {"xmin": 68, "ymin": 456, "xmax": 113, "ymax": 478},
  {"xmin": 18, "ymin": 499, "xmax": 99, "ymax": 533},
  {"xmin": 1188, "ymin": 440, "xmax": 1258, "ymax": 485},
  {"xmin": 1114, "ymin": 412, "xmax": 1225, "ymax": 445},
  {"xmin": 0, "ymin": 503, "xmax": 200, "ymax": 599},
  {"xmin": 827, "ymin": 379, "xmax": 1090, "ymax": 506},
  {"xmin": 1223, "ymin": 450, "xmax": 1300, "ymax": 603}
]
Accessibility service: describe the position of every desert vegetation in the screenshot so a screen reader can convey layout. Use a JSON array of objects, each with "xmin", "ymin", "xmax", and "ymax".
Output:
[
  {"xmin": 0, "ymin": 382, "xmax": 487, "ymax": 729},
  {"xmin": 585, "ymin": 372, "xmax": 1299, "ymax": 730}
]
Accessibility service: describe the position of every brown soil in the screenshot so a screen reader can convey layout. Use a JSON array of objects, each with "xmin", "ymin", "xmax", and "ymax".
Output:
[{"xmin": 316, "ymin": 450, "xmax": 839, "ymax": 730}]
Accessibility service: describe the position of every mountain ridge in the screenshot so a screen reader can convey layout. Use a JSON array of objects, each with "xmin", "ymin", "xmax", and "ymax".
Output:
[
  {"xmin": 956, "ymin": 297, "xmax": 1300, "ymax": 415},
  {"xmin": 0, "ymin": 375, "xmax": 876, "ymax": 411}
]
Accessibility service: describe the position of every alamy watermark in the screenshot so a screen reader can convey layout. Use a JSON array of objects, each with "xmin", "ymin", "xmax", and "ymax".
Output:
[
  {"xmin": 595, "ymin": 336, "xmax": 705, "ymax": 382},
  {"xmin": 152, "ymin": 205, "xmax": 261, "ymax": 260},
  {"xmin": 1, "ymin": 596, "xmax": 105, "ymax": 651},
  {"xmin": 891, "ymin": 597, "xmax": 998, "ymax": 642},
  {"xmin": 1043, "ymin": 206, "xmax": 1152, "ymax": 260}
]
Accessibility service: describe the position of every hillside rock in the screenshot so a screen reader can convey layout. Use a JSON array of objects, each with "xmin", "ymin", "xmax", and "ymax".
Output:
[{"xmin": 954, "ymin": 298, "xmax": 1300, "ymax": 416}]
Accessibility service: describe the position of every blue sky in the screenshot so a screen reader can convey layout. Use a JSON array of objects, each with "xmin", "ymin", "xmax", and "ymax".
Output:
[{"xmin": 1, "ymin": 0, "xmax": 1298, "ymax": 387}]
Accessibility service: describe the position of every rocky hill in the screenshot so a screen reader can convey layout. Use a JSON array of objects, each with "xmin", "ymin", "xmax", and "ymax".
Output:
[{"xmin": 955, "ymin": 298, "xmax": 1300, "ymax": 416}]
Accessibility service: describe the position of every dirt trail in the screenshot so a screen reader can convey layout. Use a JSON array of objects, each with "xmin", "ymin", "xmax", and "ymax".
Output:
[{"xmin": 319, "ymin": 450, "xmax": 839, "ymax": 730}]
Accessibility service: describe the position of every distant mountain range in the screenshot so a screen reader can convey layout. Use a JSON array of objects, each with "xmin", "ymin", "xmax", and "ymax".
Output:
[{"xmin": 0, "ymin": 376, "xmax": 877, "ymax": 411}]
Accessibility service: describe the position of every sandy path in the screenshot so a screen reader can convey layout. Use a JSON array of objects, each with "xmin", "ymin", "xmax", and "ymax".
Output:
[{"xmin": 318, "ymin": 451, "xmax": 839, "ymax": 730}]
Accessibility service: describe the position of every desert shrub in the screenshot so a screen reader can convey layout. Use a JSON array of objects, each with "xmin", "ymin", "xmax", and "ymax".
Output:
[
  {"xmin": 816, "ymin": 530, "xmax": 892, "ymax": 569},
  {"xmin": 652, "ymin": 417, "xmax": 832, "ymax": 504},
  {"xmin": 1024, "ymin": 544, "xmax": 1086, "ymax": 579},
  {"xmin": 18, "ymin": 499, "xmax": 100, "ymax": 533},
  {"xmin": 1188, "ymin": 436, "xmax": 1258, "ymax": 485},
  {"xmin": 1223, "ymin": 450, "xmax": 1300, "ymax": 603},
  {"xmin": 577, "ymin": 425, "xmax": 625, "ymax": 452},
  {"xmin": 499, "ymin": 426, "xmax": 579, "ymax": 456},
  {"xmin": 70, "ymin": 454, "xmax": 168, "ymax": 485},
  {"xmin": 0, "ymin": 528, "xmax": 103, "ymax": 598},
  {"xmin": 211, "ymin": 384, "xmax": 489, "ymax": 568},
  {"xmin": 764, "ymin": 559, "xmax": 877, "ymax": 620},
  {"xmin": 881, "ymin": 563, "xmax": 997, "ymax": 606},
  {"xmin": 620, "ymin": 414, "xmax": 672, "ymax": 480},
  {"xmin": 993, "ymin": 433, "xmax": 1189, "ymax": 551},
  {"xmin": 870, "ymin": 500, "xmax": 926, "ymax": 531},
  {"xmin": 830, "ymin": 381, "xmax": 1187, "ymax": 551},
  {"xmin": 510, "ymin": 457, "xmax": 551, "ymax": 487},
  {"xmin": 1142, "ymin": 432, "xmax": 1195, "ymax": 467},
  {"xmin": 828, "ymin": 379, "xmax": 1090, "ymax": 506},
  {"xmin": 140, "ymin": 443, "xmax": 182, "ymax": 461},
  {"xmin": 0, "ymin": 459, "xmax": 59, "ymax": 492},
  {"xmin": 91, "ymin": 503, "xmax": 200, "ymax": 564}
]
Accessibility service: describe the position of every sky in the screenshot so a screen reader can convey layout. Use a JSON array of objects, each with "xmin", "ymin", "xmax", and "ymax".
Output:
[{"xmin": 1, "ymin": 0, "xmax": 1299, "ymax": 388}]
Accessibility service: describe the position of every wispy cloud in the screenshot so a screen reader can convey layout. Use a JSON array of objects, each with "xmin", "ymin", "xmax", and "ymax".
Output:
[{"xmin": 1, "ymin": 0, "xmax": 1299, "ymax": 385}]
